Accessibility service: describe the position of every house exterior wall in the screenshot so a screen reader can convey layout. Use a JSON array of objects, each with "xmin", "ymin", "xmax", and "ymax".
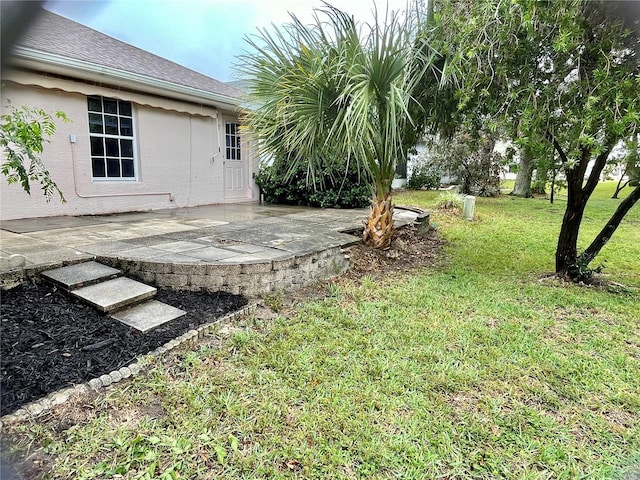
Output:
[{"xmin": 1, "ymin": 80, "xmax": 257, "ymax": 221}]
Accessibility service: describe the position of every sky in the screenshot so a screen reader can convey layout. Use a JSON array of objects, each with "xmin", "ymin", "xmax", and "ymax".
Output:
[{"xmin": 44, "ymin": 0, "xmax": 410, "ymax": 83}]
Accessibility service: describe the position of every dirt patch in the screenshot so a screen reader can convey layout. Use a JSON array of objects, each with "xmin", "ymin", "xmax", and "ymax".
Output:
[
  {"xmin": 278, "ymin": 224, "xmax": 445, "ymax": 311},
  {"xmin": 343, "ymin": 224, "xmax": 444, "ymax": 278}
]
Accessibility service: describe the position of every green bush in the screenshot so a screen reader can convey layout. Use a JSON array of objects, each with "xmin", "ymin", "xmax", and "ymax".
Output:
[
  {"xmin": 255, "ymin": 157, "xmax": 371, "ymax": 209},
  {"xmin": 407, "ymin": 163, "xmax": 442, "ymax": 190},
  {"xmin": 433, "ymin": 191, "xmax": 463, "ymax": 211}
]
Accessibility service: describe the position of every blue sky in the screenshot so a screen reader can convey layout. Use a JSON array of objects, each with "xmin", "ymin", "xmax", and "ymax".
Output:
[{"xmin": 45, "ymin": 0, "xmax": 409, "ymax": 82}]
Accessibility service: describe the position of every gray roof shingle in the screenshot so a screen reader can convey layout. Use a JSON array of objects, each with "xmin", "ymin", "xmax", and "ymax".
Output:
[{"xmin": 16, "ymin": 9, "xmax": 243, "ymax": 100}]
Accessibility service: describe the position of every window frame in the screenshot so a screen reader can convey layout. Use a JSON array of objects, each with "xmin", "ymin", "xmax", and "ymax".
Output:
[
  {"xmin": 87, "ymin": 95, "xmax": 138, "ymax": 181},
  {"xmin": 225, "ymin": 122, "xmax": 241, "ymax": 161}
]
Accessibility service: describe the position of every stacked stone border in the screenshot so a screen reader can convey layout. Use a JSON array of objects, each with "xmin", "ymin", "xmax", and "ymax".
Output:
[
  {"xmin": 97, "ymin": 246, "xmax": 350, "ymax": 298},
  {"xmin": 0, "ymin": 303, "xmax": 257, "ymax": 425}
]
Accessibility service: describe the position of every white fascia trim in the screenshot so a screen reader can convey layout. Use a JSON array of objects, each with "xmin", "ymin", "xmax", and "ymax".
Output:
[{"xmin": 11, "ymin": 46, "xmax": 241, "ymax": 111}]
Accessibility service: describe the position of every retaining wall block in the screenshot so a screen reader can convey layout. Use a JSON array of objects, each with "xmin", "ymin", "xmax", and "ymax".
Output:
[
  {"xmin": 173, "ymin": 263, "xmax": 207, "ymax": 275},
  {"xmin": 155, "ymin": 273, "xmax": 189, "ymax": 288},
  {"xmin": 136, "ymin": 271, "xmax": 156, "ymax": 285},
  {"xmin": 241, "ymin": 261, "xmax": 273, "ymax": 274},
  {"xmin": 190, "ymin": 274, "xmax": 224, "ymax": 290},
  {"xmin": 140, "ymin": 261, "xmax": 173, "ymax": 274},
  {"xmin": 207, "ymin": 264, "xmax": 241, "ymax": 276},
  {"xmin": 272, "ymin": 257, "xmax": 297, "ymax": 271}
]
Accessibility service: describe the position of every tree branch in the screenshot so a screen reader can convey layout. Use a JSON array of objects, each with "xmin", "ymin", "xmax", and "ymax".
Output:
[
  {"xmin": 578, "ymin": 185, "xmax": 640, "ymax": 266},
  {"xmin": 545, "ymin": 130, "xmax": 568, "ymax": 164},
  {"xmin": 583, "ymin": 141, "xmax": 614, "ymax": 196}
]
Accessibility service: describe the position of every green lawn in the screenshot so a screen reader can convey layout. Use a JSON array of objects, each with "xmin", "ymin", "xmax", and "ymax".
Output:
[{"xmin": 6, "ymin": 182, "xmax": 639, "ymax": 479}]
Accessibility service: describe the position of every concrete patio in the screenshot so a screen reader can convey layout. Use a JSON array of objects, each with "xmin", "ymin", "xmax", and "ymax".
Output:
[{"xmin": 0, "ymin": 202, "xmax": 420, "ymax": 296}]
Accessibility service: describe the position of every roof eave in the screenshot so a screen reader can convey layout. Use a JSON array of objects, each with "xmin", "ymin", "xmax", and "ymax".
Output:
[{"xmin": 10, "ymin": 46, "xmax": 242, "ymax": 112}]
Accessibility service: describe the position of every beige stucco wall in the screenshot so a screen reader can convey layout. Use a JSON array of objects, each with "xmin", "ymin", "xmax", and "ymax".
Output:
[{"xmin": 1, "ymin": 79, "xmax": 257, "ymax": 221}]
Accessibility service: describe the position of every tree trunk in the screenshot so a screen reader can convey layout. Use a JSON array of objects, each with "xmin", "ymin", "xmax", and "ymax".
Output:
[
  {"xmin": 554, "ymin": 139, "xmax": 614, "ymax": 278},
  {"xmin": 555, "ymin": 186, "xmax": 587, "ymax": 275},
  {"xmin": 531, "ymin": 165, "xmax": 548, "ymax": 194},
  {"xmin": 363, "ymin": 193, "xmax": 394, "ymax": 249},
  {"xmin": 510, "ymin": 147, "xmax": 534, "ymax": 197},
  {"xmin": 578, "ymin": 185, "xmax": 640, "ymax": 266}
]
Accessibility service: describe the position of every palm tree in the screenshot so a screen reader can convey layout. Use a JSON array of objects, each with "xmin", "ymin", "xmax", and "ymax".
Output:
[{"xmin": 238, "ymin": 4, "xmax": 432, "ymax": 248}]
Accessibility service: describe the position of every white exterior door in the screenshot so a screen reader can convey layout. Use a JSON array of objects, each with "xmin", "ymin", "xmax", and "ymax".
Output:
[{"xmin": 223, "ymin": 119, "xmax": 246, "ymax": 200}]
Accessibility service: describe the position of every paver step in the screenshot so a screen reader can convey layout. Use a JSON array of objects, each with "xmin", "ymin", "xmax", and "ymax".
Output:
[
  {"xmin": 70, "ymin": 277, "xmax": 157, "ymax": 313},
  {"xmin": 111, "ymin": 300, "xmax": 186, "ymax": 332},
  {"xmin": 41, "ymin": 261, "xmax": 121, "ymax": 290}
]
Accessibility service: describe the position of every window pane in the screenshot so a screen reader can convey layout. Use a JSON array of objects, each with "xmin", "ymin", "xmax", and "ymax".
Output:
[
  {"xmin": 92, "ymin": 158, "xmax": 106, "ymax": 177},
  {"xmin": 120, "ymin": 117, "xmax": 133, "ymax": 136},
  {"xmin": 120, "ymin": 139, "xmax": 133, "ymax": 157},
  {"xmin": 105, "ymin": 138, "xmax": 119, "ymax": 157},
  {"xmin": 88, "ymin": 96, "xmax": 136, "ymax": 180},
  {"xmin": 236, "ymin": 149, "xmax": 241, "ymax": 160},
  {"xmin": 119, "ymin": 101, "xmax": 132, "ymax": 116},
  {"xmin": 88, "ymin": 97, "xmax": 102, "ymax": 112},
  {"xmin": 105, "ymin": 115, "xmax": 118, "ymax": 135},
  {"xmin": 226, "ymin": 123, "xmax": 231, "ymax": 134},
  {"xmin": 103, "ymin": 99, "xmax": 118, "ymax": 114},
  {"xmin": 121, "ymin": 159, "xmax": 135, "ymax": 177},
  {"xmin": 89, "ymin": 113, "xmax": 103, "ymax": 134},
  {"xmin": 231, "ymin": 149, "xmax": 236, "ymax": 160},
  {"xmin": 107, "ymin": 159, "xmax": 121, "ymax": 177},
  {"xmin": 90, "ymin": 137, "xmax": 104, "ymax": 155},
  {"xmin": 226, "ymin": 148, "xmax": 231, "ymax": 159}
]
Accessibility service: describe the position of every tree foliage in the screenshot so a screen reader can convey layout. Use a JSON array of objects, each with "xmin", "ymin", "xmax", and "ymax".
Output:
[
  {"xmin": 238, "ymin": 5, "xmax": 434, "ymax": 248},
  {"xmin": 254, "ymin": 156, "xmax": 371, "ymax": 209},
  {"xmin": 1, "ymin": 104, "xmax": 67, "ymax": 202},
  {"xmin": 429, "ymin": 0, "xmax": 640, "ymax": 280},
  {"xmin": 425, "ymin": 129, "xmax": 503, "ymax": 197}
]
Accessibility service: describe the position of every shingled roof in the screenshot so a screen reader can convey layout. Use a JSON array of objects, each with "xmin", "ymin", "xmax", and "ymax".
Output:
[{"xmin": 13, "ymin": 9, "xmax": 243, "ymax": 101}]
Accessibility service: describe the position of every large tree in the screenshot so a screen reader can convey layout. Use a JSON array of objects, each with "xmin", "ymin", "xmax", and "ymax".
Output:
[
  {"xmin": 431, "ymin": 0, "xmax": 640, "ymax": 280},
  {"xmin": 238, "ymin": 5, "xmax": 432, "ymax": 248}
]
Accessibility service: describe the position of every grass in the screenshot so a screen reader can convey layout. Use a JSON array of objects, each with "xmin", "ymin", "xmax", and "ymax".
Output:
[{"xmin": 5, "ymin": 182, "xmax": 639, "ymax": 479}]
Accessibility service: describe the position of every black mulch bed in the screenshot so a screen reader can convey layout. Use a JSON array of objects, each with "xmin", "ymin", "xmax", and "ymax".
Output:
[{"xmin": 1, "ymin": 281, "xmax": 248, "ymax": 417}]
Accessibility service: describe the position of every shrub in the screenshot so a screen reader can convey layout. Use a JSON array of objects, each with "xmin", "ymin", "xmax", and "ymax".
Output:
[
  {"xmin": 407, "ymin": 163, "xmax": 442, "ymax": 190},
  {"xmin": 434, "ymin": 191, "xmax": 463, "ymax": 212},
  {"xmin": 406, "ymin": 150, "xmax": 443, "ymax": 190},
  {"xmin": 255, "ymin": 157, "xmax": 371, "ymax": 209}
]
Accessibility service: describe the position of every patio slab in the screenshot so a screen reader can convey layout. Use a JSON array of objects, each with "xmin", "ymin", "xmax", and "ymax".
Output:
[
  {"xmin": 1, "ymin": 204, "xmax": 422, "ymax": 292},
  {"xmin": 71, "ymin": 277, "xmax": 157, "ymax": 313},
  {"xmin": 41, "ymin": 261, "xmax": 121, "ymax": 290},
  {"xmin": 111, "ymin": 300, "xmax": 186, "ymax": 332}
]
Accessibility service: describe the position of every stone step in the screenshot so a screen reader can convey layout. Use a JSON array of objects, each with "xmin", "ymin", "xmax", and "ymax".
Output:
[
  {"xmin": 111, "ymin": 300, "xmax": 186, "ymax": 333},
  {"xmin": 70, "ymin": 277, "xmax": 157, "ymax": 313},
  {"xmin": 41, "ymin": 261, "xmax": 121, "ymax": 290}
]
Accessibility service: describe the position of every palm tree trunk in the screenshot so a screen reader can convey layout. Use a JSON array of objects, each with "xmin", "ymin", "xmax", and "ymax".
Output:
[{"xmin": 363, "ymin": 193, "xmax": 394, "ymax": 249}]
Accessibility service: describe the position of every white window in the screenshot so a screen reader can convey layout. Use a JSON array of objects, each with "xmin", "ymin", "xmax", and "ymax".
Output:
[
  {"xmin": 225, "ymin": 122, "xmax": 241, "ymax": 160},
  {"xmin": 87, "ymin": 96, "xmax": 136, "ymax": 180}
]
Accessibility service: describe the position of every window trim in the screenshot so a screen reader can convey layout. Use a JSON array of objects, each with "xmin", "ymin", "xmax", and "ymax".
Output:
[
  {"xmin": 225, "ymin": 121, "xmax": 241, "ymax": 161},
  {"xmin": 87, "ymin": 96, "xmax": 138, "ymax": 182}
]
